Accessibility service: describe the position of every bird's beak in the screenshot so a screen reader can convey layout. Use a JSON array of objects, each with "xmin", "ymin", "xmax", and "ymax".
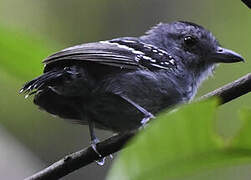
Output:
[{"xmin": 210, "ymin": 47, "xmax": 245, "ymax": 63}]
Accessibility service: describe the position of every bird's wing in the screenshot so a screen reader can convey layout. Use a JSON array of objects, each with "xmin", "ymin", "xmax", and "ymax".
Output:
[
  {"xmin": 43, "ymin": 40, "xmax": 144, "ymax": 72},
  {"xmin": 43, "ymin": 39, "xmax": 177, "ymax": 72}
]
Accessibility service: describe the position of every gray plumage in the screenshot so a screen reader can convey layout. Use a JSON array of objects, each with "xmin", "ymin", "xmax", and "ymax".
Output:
[{"xmin": 20, "ymin": 21, "xmax": 244, "ymax": 133}]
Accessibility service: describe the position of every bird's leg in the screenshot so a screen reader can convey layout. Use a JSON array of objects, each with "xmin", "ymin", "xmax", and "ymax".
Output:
[
  {"xmin": 86, "ymin": 116, "xmax": 106, "ymax": 165},
  {"xmin": 120, "ymin": 95, "xmax": 155, "ymax": 127},
  {"xmin": 87, "ymin": 118, "xmax": 100, "ymax": 155}
]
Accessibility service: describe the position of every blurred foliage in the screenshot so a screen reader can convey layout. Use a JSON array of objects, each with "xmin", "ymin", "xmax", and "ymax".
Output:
[
  {"xmin": 0, "ymin": 0, "xmax": 250, "ymax": 180},
  {"xmin": 107, "ymin": 100, "xmax": 251, "ymax": 180},
  {"xmin": 231, "ymin": 109, "xmax": 251, "ymax": 149},
  {"xmin": 0, "ymin": 25, "xmax": 58, "ymax": 79}
]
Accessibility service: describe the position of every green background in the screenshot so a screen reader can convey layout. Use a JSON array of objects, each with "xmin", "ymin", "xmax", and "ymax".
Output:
[{"xmin": 0, "ymin": 0, "xmax": 250, "ymax": 179}]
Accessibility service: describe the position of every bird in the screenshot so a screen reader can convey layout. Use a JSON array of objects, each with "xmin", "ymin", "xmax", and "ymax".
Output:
[{"xmin": 20, "ymin": 21, "xmax": 244, "ymax": 158}]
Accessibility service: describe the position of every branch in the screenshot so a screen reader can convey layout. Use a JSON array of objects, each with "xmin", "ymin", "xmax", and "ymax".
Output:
[
  {"xmin": 25, "ymin": 130, "xmax": 136, "ymax": 180},
  {"xmin": 200, "ymin": 73, "xmax": 251, "ymax": 105},
  {"xmin": 241, "ymin": 0, "xmax": 251, "ymax": 8},
  {"xmin": 25, "ymin": 73, "xmax": 251, "ymax": 180}
]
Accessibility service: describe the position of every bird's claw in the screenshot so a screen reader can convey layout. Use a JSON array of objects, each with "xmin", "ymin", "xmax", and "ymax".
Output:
[
  {"xmin": 140, "ymin": 113, "xmax": 155, "ymax": 129},
  {"xmin": 91, "ymin": 139, "xmax": 102, "ymax": 157},
  {"xmin": 90, "ymin": 139, "xmax": 106, "ymax": 166},
  {"xmin": 91, "ymin": 139, "xmax": 113, "ymax": 165}
]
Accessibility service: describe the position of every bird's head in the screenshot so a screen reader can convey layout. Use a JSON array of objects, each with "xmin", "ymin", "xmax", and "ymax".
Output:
[{"xmin": 141, "ymin": 21, "xmax": 244, "ymax": 77}]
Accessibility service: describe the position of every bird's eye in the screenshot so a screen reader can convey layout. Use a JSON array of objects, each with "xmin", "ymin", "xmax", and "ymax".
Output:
[{"xmin": 184, "ymin": 36, "xmax": 197, "ymax": 47}]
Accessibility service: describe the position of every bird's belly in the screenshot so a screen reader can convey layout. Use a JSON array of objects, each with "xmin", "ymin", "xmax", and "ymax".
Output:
[
  {"xmin": 86, "ymin": 92, "xmax": 144, "ymax": 132},
  {"xmin": 34, "ymin": 70, "xmax": 190, "ymax": 132},
  {"xmin": 102, "ymin": 70, "xmax": 185, "ymax": 114}
]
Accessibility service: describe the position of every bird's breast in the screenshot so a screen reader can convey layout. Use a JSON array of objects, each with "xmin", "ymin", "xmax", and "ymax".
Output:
[{"xmin": 101, "ymin": 70, "xmax": 191, "ymax": 114}]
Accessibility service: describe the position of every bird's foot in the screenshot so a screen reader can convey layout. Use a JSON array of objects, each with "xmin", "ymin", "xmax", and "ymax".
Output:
[
  {"xmin": 90, "ymin": 139, "xmax": 106, "ymax": 166},
  {"xmin": 140, "ymin": 113, "xmax": 155, "ymax": 129}
]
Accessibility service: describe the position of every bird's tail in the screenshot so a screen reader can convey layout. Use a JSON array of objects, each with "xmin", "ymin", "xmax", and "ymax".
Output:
[{"xmin": 19, "ymin": 69, "xmax": 66, "ymax": 98}]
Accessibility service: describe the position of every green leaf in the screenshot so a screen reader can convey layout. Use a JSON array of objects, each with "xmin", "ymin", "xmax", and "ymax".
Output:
[
  {"xmin": 107, "ymin": 100, "xmax": 251, "ymax": 180},
  {"xmin": 0, "ymin": 25, "xmax": 57, "ymax": 79},
  {"xmin": 230, "ymin": 108, "xmax": 251, "ymax": 150}
]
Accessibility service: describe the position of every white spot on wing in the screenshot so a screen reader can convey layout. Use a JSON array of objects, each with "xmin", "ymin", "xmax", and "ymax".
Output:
[
  {"xmin": 132, "ymin": 50, "xmax": 145, "ymax": 55},
  {"xmin": 150, "ymin": 63, "xmax": 170, "ymax": 70},
  {"xmin": 143, "ymin": 56, "xmax": 156, "ymax": 62},
  {"xmin": 100, "ymin": 40, "xmax": 175, "ymax": 71},
  {"xmin": 100, "ymin": 41, "xmax": 144, "ymax": 55},
  {"xmin": 61, "ymin": 44, "xmax": 84, "ymax": 52},
  {"xmin": 169, "ymin": 59, "xmax": 175, "ymax": 65},
  {"xmin": 121, "ymin": 40, "xmax": 136, "ymax": 43}
]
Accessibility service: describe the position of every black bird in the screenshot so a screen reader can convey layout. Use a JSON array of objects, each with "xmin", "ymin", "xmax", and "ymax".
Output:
[{"xmin": 20, "ymin": 21, "xmax": 244, "ymax": 155}]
